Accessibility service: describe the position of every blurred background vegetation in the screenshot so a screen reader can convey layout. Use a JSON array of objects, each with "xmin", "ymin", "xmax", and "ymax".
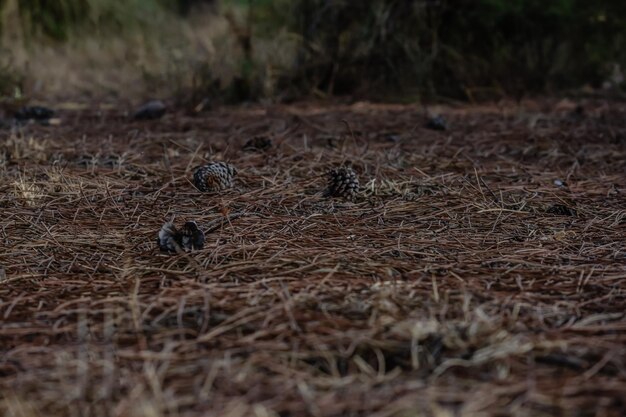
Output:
[{"xmin": 0, "ymin": 0, "xmax": 624, "ymax": 103}]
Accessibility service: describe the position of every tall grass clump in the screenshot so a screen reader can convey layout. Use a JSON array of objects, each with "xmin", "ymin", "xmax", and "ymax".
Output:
[{"xmin": 0, "ymin": 0, "xmax": 228, "ymax": 100}]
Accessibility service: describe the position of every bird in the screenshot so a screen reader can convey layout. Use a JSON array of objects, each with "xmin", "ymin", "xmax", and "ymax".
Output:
[
  {"xmin": 192, "ymin": 162, "xmax": 237, "ymax": 192},
  {"xmin": 157, "ymin": 221, "xmax": 205, "ymax": 253},
  {"xmin": 324, "ymin": 166, "xmax": 359, "ymax": 201},
  {"xmin": 133, "ymin": 100, "xmax": 166, "ymax": 120}
]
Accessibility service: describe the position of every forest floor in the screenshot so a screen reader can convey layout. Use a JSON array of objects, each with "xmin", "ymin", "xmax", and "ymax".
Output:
[{"xmin": 1, "ymin": 98, "xmax": 625, "ymax": 417}]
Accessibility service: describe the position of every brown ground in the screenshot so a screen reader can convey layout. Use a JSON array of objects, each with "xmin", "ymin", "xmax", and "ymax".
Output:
[{"xmin": 1, "ymin": 98, "xmax": 625, "ymax": 417}]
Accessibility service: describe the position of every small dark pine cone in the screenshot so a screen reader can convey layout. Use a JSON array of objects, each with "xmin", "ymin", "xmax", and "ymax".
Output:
[
  {"xmin": 324, "ymin": 167, "xmax": 359, "ymax": 200},
  {"xmin": 243, "ymin": 136, "xmax": 272, "ymax": 151},
  {"xmin": 193, "ymin": 162, "xmax": 237, "ymax": 192},
  {"xmin": 157, "ymin": 221, "xmax": 205, "ymax": 253}
]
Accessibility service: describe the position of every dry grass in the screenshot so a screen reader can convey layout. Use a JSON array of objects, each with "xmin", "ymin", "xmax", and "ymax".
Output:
[
  {"xmin": 0, "ymin": 1, "xmax": 297, "ymax": 102},
  {"xmin": 0, "ymin": 98, "xmax": 625, "ymax": 416}
]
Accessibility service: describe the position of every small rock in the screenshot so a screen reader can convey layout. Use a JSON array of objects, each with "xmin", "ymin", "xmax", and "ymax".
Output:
[
  {"xmin": 133, "ymin": 100, "xmax": 166, "ymax": 120},
  {"xmin": 554, "ymin": 179, "xmax": 568, "ymax": 188},
  {"xmin": 14, "ymin": 106, "xmax": 55, "ymax": 121},
  {"xmin": 425, "ymin": 115, "xmax": 447, "ymax": 131}
]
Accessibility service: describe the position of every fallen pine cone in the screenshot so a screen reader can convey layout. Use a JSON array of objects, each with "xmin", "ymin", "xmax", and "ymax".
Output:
[
  {"xmin": 324, "ymin": 166, "xmax": 359, "ymax": 201},
  {"xmin": 157, "ymin": 221, "xmax": 205, "ymax": 253},
  {"xmin": 193, "ymin": 162, "xmax": 237, "ymax": 192}
]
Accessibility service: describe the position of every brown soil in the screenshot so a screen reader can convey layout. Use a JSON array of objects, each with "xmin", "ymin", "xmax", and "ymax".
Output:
[{"xmin": 1, "ymin": 98, "xmax": 625, "ymax": 416}]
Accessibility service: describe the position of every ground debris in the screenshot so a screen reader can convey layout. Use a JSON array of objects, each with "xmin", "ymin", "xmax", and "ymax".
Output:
[
  {"xmin": 1, "ymin": 98, "xmax": 625, "ymax": 417},
  {"xmin": 243, "ymin": 135, "xmax": 272, "ymax": 151},
  {"xmin": 546, "ymin": 203, "xmax": 577, "ymax": 216}
]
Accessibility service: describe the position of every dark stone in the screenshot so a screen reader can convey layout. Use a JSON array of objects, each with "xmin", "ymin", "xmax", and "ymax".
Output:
[
  {"xmin": 425, "ymin": 115, "xmax": 447, "ymax": 131},
  {"xmin": 14, "ymin": 106, "xmax": 55, "ymax": 121},
  {"xmin": 133, "ymin": 100, "xmax": 166, "ymax": 120}
]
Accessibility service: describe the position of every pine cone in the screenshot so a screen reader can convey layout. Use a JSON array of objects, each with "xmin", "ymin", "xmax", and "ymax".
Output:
[
  {"xmin": 157, "ymin": 221, "xmax": 205, "ymax": 253},
  {"xmin": 193, "ymin": 162, "xmax": 237, "ymax": 192},
  {"xmin": 324, "ymin": 167, "xmax": 359, "ymax": 200}
]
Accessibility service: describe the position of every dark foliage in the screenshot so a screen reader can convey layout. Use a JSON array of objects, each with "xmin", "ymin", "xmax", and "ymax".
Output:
[{"xmin": 278, "ymin": 0, "xmax": 626, "ymax": 99}]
